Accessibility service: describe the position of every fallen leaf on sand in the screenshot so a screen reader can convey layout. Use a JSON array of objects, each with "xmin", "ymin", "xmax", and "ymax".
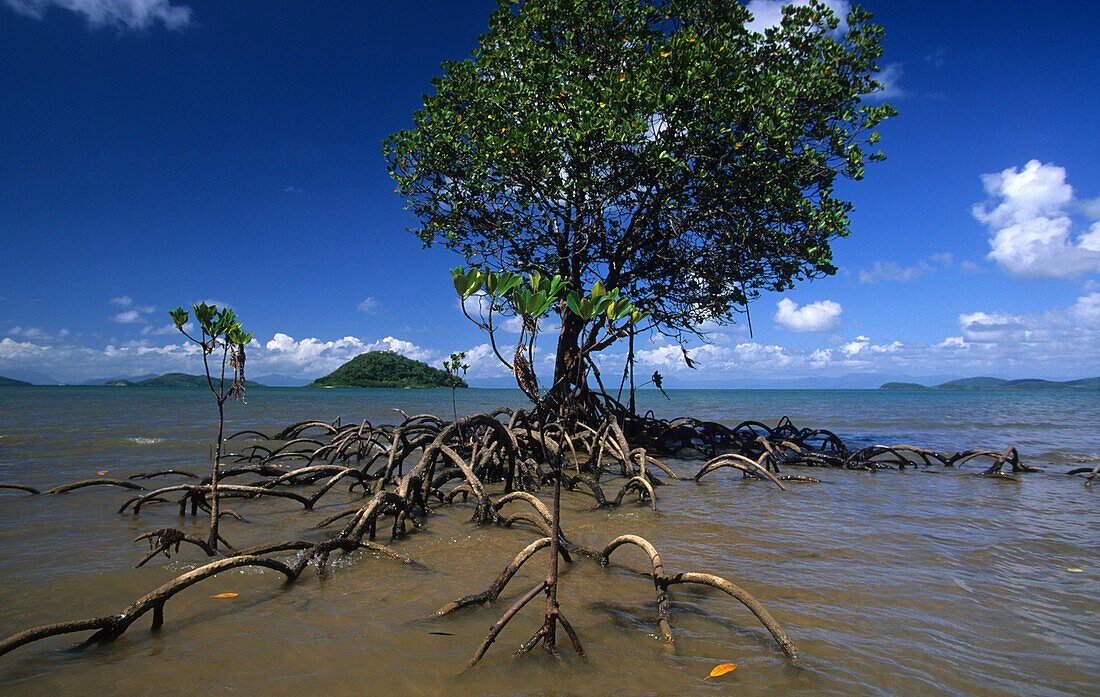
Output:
[
  {"xmin": 705, "ymin": 663, "xmax": 737, "ymax": 680},
  {"xmin": 211, "ymin": 593, "xmax": 239, "ymax": 599}
]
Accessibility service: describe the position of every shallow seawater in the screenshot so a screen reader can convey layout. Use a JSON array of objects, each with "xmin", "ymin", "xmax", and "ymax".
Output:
[{"xmin": 1, "ymin": 386, "xmax": 1098, "ymax": 696}]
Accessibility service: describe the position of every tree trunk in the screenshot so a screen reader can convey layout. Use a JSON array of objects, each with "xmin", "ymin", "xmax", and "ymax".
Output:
[
  {"xmin": 208, "ymin": 400, "xmax": 223, "ymax": 551},
  {"xmin": 545, "ymin": 311, "xmax": 586, "ymax": 422}
]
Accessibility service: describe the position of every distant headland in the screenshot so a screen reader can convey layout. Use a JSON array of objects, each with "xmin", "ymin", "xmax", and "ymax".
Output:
[
  {"xmin": 101, "ymin": 373, "xmax": 268, "ymax": 388},
  {"xmin": 880, "ymin": 376, "xmax": 1100, "ymax": 390}
]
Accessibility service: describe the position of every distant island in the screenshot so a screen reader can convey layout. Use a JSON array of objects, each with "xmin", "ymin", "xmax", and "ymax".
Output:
[
  {"xmin": 104, "ymin": 372, "xmax": 267, "ymax": 388},
  {"xmin": 880, "ymin": 376, "xmax": 1100, "ymax": 390},
  {"xmin": 309, "ymin": 351, "xmax": 466, "ymax": 389},
  {"xmin": 0, "ymin": 375, "xmax": 32, "ymax": 386}
]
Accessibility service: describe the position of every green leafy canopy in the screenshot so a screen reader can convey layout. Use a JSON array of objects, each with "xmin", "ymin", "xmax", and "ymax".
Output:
[
  {"xmin": 385, "ymin": 0, "xmax": 893, "ymax": 348},
  {"xmin": 387, "ymin": 0, "xmax": 893, "ymax": 408}
]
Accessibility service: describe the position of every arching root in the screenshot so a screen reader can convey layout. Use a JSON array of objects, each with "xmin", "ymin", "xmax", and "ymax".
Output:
[{"xmin": 599, "ymin": 534, "xmax": 797, "ymax": 660}]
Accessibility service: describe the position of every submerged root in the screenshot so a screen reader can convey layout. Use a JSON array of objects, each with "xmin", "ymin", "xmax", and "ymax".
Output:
[
  {"xmin": 45, "ymin": 478, "xmax": 145, "ymax": 495},
  {"xmin": 0, "ymin": 483, "xmax": 40, "ymax": 495}
]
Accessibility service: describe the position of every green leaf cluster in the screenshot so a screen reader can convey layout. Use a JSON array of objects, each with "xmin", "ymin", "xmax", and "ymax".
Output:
[{"xmin": 170, "ymin": 303, "xmax": 254, "ymax": 348}]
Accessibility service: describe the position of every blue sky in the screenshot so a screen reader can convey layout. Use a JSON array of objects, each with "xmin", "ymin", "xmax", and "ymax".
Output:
[{"xmin": 2, "ymin": 0, "xmax": 1099, "ymax": 387}]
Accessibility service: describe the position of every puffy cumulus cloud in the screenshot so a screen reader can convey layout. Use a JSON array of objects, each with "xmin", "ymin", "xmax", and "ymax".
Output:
[
  {"xmin": 634, "ymin": 344, "xmax": 688, "ymax": 371},
  {"xmin": 943, "ymin": 292, "xmax": 1100, "ymax": 371},
  {"xmin": 839, "ymin": 335, "xmax": 900, "ymax": 356},
  {"xmin": 257, "ymin": 333, "xmax": 441, "ymax": 378},
  {"xmin": 774, "ymin": 298, "xmax": 842, "ymax": 332},
  {"xmin": 261, "ymin": 333, "xmax": 369, "ymax": 375},
  {"xmin": 0, "ymin": 337, "xmax": 50, "ymax": 360},
  {"xmin": 363, "ymin": 336, "xmax": 437, "ymax": 363},
  {"xmin": 3, "ymin": 0, "xmax": 192, "ymax": 30},
  {"xmin": 958, "ymin": 311, "xmax": 1030, "ymax": 343},
  {"xmin": 858, "ymin": 253, "xmax": 952, "ymax": 284},
  {"xmin": 973, "ymin": 160, "xmax": 1100, "ymax": 278},
  {"xmin": 1068, "ymin": 291, "xmax": 1100, "ymax": 326},
  {"xmin": 745, "ymin": 0, "xmax": 850, "ymax": 34},
  {"xmin": 462, "ymin": 343, "xmax": 514, "ymax": 379},
  {"xmin": 732, "ymin": 342, "xmax": 792, "ymax": 367}
]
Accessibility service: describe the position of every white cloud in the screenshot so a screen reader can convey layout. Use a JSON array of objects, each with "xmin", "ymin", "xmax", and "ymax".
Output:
[
  {"xmin": 808, "ymin": 349, "xmax": 831, "ymax": 367},
  {"xmin": 358, "ymin": 297, "xmax": 380, "ymax": 315},
  {"xmin": 973, "ymin": 160, "xmax": 1100, "ymax": 278},
  {"xmin": 1067, "ymin": 291, "xmax": 1100, "ymax": 326},
  {"xmin": 958, "ymin": 311, "xmax": 1029, "ymax": 343},
  {"xmin": 141, "ymin": 322, "xmax": 184, "ymax": 336},
  {"xmin": 951, "ymin": 293, "xmax": 1100, "ymax": 364},
  {"xmin": 733, "ymin": 341, "xmax": 791, "ymax": 367},
  {"xmin": 774, "ymin": 298, "xmax": 842, "ymax": 332},
  {"xmin": 0, "ymin": 337, "xmax": 50, "ymax": 360},
  {"xmin": 363, "ymin": 336, "xmax": 437, "ymax": 363},
  {"xmin": 111, "ymin": 310, "xmax": 143, "ymax": 324},
  {"xmin": 858, "ymin": 253, "xmax": 952, "ymax": 284},
  {"xmin": 864, "ymin": 62, "xmax": 904, "ymax": 101},
  {"xmin": 262, "ymin": 333, "xmax": 369, "ymax": 374},
  {"xmin": 463, "ymin": 342, "xmax": 513, "ymax": 379},
  {"xmin": 109, "ymin": 298, "xmax": 156, "ymax": 324},
  {"xmin": 839, "ymin": 335, "xmax": 900, "ymax": 356},
  {"xmin": 3, "ymin": 0, "xmax": 192, "ymax": 30},
  {"xmin": 635, "ymin": 344, "xmax": 692, "ymax": 371},
  {"xmin": 6, "ymin": 326, "xmax": 51, "ymax": 340},
  {"xmin": 258, "ymin": 332, "xmax": 439, "ymax": 378},
  {"xmin": 745, "ymin": 0, "xmax": 850, "ymax": 34}
]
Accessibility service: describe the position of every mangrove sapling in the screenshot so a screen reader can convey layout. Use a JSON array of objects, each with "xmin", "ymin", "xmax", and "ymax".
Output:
[
  {"xmin": 450, "ymin": 268, "xmax": 648, "ymax": 663},
  {"xmin": 166, "ymin": 303, "xmax": 254, "ymax": 552},
  {"xmin": 443, "ymin": 351, "xmax": 469, "ymax": 423}
]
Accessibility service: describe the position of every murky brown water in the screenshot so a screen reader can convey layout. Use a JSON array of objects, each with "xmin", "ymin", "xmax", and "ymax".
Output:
[{"xmin": 1, "ymin": 387, "xmax": 1098, "ymax": 696}]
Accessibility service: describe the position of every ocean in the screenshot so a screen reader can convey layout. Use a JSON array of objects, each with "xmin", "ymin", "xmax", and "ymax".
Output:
[{"xmin": 1, "ymin": 385, "xmax": 1098, "ymax": 696}]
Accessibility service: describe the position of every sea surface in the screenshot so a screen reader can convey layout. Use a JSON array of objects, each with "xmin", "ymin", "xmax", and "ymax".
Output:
[{"xmin": 0, "ymin": 386, "xmax": 1098, "ymax": 696}]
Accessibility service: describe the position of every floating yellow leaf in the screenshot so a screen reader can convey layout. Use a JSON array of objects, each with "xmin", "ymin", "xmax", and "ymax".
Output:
[
  {"xmin": 211, "ymin": 593, "xmax": 239, "ymax": 599},
  {"xmin": 96, "ymin": 471, "xmax": 108, "ymax": 476},
  {"xmin": 1068, "ymin": 568, "xmax": 1084, "ymax": 573},
  {"xmin": 704, "ymin": 663, "xmax": 737, "ymax": 679}
]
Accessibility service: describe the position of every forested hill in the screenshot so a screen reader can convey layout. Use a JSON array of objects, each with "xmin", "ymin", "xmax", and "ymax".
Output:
[
  {"xmin": 0, "ymin": 375, "xmax": 32, "ymax": 386},
  {"xmin": 108, "ymin": 373, "xmax": 267, "ymax": 388},
  {"xmin": 309, "ymin": 351, "xmax": 466, "ymax": 388}
]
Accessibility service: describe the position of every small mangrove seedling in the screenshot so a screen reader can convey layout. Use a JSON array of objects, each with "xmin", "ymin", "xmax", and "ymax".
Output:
[
  {"xmin": 169, "ymin": 303, "xmax": 253, "ymax": 551},
  {"xmin": 443, "ymin": 351, "xmax": 469, "ymax": 422}
]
